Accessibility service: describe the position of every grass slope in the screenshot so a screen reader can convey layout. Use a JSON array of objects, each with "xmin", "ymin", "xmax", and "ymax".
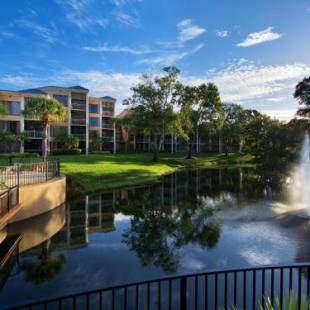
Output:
[{"xmin": 57, "ymin": 153, "xmax": 253, "ymax": 193}]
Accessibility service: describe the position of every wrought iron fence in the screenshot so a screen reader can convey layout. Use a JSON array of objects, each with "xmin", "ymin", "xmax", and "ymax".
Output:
[
  {"xmin": 0, "ymin": 160, "xmax": 60, "ymax": 188},
  {"xmin": 4, "ymin": 263, "xmax": 310, "ymax": 310},
  {"xmin": 0, "ymin": 186, "xmax": 19, "ymax": 217}
]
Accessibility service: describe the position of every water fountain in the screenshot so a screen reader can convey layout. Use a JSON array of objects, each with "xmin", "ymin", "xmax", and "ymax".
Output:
[
  {"xmin": 291, "ymin": 132, "xmax": 310, "ymax": 218},
  {"xmin": 298, "ymin": 133, "xmax": 310, "ymax": 215}
]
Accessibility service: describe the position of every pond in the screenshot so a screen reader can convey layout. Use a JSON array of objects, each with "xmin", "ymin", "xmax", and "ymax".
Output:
[{"xmin": 1, "ymin": 167, "xmax": 310, "ymax": 308}]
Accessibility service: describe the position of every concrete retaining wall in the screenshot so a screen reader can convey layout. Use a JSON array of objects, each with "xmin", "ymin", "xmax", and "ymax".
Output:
[{"xmin": 10, "ymin": 176, "xmax": 66, "ymax": 223}]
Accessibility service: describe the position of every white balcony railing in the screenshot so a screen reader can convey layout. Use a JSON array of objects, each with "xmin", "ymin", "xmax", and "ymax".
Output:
[
  {"xmin": 71, "ymin": 119, "xmax": 86, "ymax": 126},
  {"xmin": 71, "ymin": 102, "xmax": 86, "ymax": 111},
  {"xmin": 24, "ymin": 130, "xmax": 43, "ymax": 138}
]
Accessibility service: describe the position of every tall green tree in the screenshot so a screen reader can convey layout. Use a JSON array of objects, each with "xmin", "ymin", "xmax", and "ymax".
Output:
[
  {"xmin": 294, "ymin": 76, "xmax": 310, "ymax": 118},
  {"xmin": 124, "ymin": 67, "xmax": 180, "ymax": 161},
  {"xmin": 23, "ymin": 96, "xmax": 67, "ymax": 160},
  {"xmin": 176, "ymin": 83, "xmax": 223, "ymax": 158},
  {"xmin": 175, "ymin": 85, "xmax": 199, "ymax": 159}
]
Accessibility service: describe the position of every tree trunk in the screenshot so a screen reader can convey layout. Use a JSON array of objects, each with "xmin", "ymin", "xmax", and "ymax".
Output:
[
  {"xmin": 153, "ymin": 148, "xmax": 159, "ymax": 162},
  {"xmin": 187, "ymin": 139, "xmax": 192, "ymax": 159},
  {"xmin": 218, "ymin": 135, "xmax": 223, "ymax": 153},
  {"xmin": 152, "ymin": 134, "xmax": 161, "ymax": 162},
  {"xmin": 42, "ymin": 122, "xmax": 49, "ymax": 161}
]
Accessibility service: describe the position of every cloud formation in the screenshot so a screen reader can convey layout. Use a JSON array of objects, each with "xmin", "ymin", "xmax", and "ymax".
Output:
[
  {"xmin": 1, "ymin": 60, "xmax": 308, "ymax": 119},
  {"xmin": 137, "ymin": 44, "xmax": 204, "ymax": 65},
  {"xmin": 237, "ymin": 27, "xmax": 282, "ymax": 47},
  {"xmin": 83, "ymin": 44, "xmax": 154, "ymax": 55},
  {"xmin": 16, "ymin": 19, "xmax": 57, "ymax": 44},
  {"xmin": 177, "ymin": 19, "xmax": 206, "ymax": 43},
  {"xmin": 215, "ymin": 30, "xmax": 230, "ymax": 38}
]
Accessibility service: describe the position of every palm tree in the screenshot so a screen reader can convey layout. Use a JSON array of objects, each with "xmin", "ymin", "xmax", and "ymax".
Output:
[{"xmin": 23, "ymin": 96, "xmax": 67, "ymax": 160}]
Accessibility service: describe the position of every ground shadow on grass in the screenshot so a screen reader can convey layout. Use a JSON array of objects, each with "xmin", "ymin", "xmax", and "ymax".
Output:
[
  {"xmin": 57, "ymin": 153, "xmax": 245, "ymax": 168},
  {"xmin": 66, "ymin": 168, "xmax": 169, "ymax": 194}
]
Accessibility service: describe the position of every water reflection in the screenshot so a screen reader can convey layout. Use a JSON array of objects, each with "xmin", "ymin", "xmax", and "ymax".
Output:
[{"xmin": 1, "ymin": 167, "xmax": 309, "ymax": 307}]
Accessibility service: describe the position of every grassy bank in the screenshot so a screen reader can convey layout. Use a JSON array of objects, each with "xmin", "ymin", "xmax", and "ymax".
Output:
[{"xmin": 56, "ymin": 152, "xmax": 253, "ymax": 193}]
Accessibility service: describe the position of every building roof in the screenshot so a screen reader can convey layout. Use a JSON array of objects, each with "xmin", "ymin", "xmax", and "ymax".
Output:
[
  {"xmin": 19, "ymin": 88, "xmax": 47, "ymax": 95},
  {"xmin": 69, "ymin": 85, "xmax": 89, "ymax": 91},
  {"xmin": 0, "ymin": 89, "xmax": 20, "ymax": 93},
  {"xmin": 101, "ymin": 96, "xmax": 116, "ymax": 101}
]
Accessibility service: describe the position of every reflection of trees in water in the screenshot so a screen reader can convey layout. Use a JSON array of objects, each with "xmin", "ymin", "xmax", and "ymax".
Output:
[
  {"xmin": 21, "ymin": 241, "xmax": 65, "ymax": 285},
  {"xmin": 121, "ymin": 167, "xmax": 288, "ymax": 272},
  {"xmin": 122, "ymin": 188, "xmax": 222, "ymax": 272}
]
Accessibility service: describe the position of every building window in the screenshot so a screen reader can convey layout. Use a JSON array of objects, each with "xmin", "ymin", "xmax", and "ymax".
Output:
[
  {"xmin": 89, "ymin": 104, "xmax": 99, "ymax": 113},
  {"xmin": 53, "ymin": 94, "xmax": 68, "ymax": 106},
  {"xmin": 0, "ymin": 101, "xmax": 20, "ymax": 115},
  {"xmin": 90, "ymin": 117, "xmax": 99, "ymax": 126},
  {"xmin": 10, "ymin": 102, "xmax": 21, "ymax": 115}
]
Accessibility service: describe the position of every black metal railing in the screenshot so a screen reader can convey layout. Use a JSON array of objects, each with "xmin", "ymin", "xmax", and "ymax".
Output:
[
  {"xmin": 0, "ymin": 186, "xmax": 19, "ymax": 217},
  {"xmin": 4, "ymin": 263, "xmax": 310, "ymax": 310},
  {"xmin": 0, "ymin": 160, "xmax": 60, "ymax": 188}
]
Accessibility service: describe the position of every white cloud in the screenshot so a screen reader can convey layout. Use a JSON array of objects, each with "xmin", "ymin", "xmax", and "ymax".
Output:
[
  {"xmin": 261, "ymin": 109, "xmax": 296, "ymax": 122},
  {"xmin": 184, "ymin": 60, "xmax": 310, "ymax": 103},
  {"xmin": 177, "ymin": 19, "xmax": 206, "ymax": 43},
  {"xmin": 113, "ymin": 12, "xmax": 139, "ymax": 26},
  {"xmin": 1, "ymin": 60, "xmax": 309, "ymax": 119},
  {"xmin": 267, "ymin": 97, "xmax": 287, "ymax": 102},
  {"xmin": 16, "ymin": 19, "xmax": 57, "ymax": 44},
  {"xmin": 83, "ymin": 44, "xmax": 155, "ymax": 55},
  {"xmin": 237, "ymin": 27, "xmax": 283, "ymax": 47},
  {"xmin": 56, "ymin": 0, "xmax": 108, "ymax": 31},
  {"xmin": 137, "ymin": 43, "xmax": 204, "ymax": 65},
  {"xmin": 215, "ymin": 30, "xmax": 230, "ymax": 38}
]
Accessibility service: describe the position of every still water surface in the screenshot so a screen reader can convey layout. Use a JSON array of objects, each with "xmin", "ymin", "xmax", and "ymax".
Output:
[{"xmin": 1, "ymin": 167, "xmax": 310, "ymax": 307}]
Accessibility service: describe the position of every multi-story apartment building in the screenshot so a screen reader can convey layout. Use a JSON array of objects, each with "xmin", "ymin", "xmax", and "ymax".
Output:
[{"xmin": 0, "ymin": 85, "xmax": 116, "ymax": 154}]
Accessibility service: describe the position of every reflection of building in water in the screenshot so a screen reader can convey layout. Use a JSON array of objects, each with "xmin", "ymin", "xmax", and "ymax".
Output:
[
  {"xmin": 50, "ymin": 168, "xmax": 265, "ymax": 250},
  {"xmin": 51, "ymin": 193, "xmax": 116, "ymax": 249}
]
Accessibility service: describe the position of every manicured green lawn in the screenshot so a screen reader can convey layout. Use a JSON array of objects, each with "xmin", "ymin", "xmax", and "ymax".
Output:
[{"xmin": 56, "ymin": 152, "xmax": 253, "ymax": 193}]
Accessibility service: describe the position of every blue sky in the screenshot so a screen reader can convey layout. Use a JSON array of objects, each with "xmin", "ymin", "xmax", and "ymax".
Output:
[{"xmin": 0, "ymin": 0, "xmax": 310, "ymax": 119}]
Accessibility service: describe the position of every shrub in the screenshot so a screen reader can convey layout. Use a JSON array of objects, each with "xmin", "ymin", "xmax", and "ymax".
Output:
[
  {"xmin": 0, "ymin": 152, "xmax": 39, "ymax": 159},
  {"xmin": 90, "ymin": 151, "xmax": 111, "ymax": 155},
  {"xmin": 52, "ymin": 148, "xmax": 82, "ymax": 155}
]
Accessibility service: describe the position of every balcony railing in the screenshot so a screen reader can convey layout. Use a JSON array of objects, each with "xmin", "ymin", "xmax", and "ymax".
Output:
[
  {"xmin": 24, "ymin": 130, "xmax": 43, "ymax": 138},
  {"xmin": 102, "ymin": 123, "xmax": 113, "ymax": 129},
  {"xmin": 71, "ymin": 119, "xmax": 86, "ymax": 126},
  {"xmin": 102, "ymin": 111, "xmax": 114, "ymax": 117},
  {"xmin": 6, "ymin": 263, "xmax": 310, "ymax": 310},
  {"xmin": 73, "ymin": 134, "xmax": 86, "ymax": 140},
  {"xmin": 71, "ymin": 102, "xmax": 86, "ymax": 111}
]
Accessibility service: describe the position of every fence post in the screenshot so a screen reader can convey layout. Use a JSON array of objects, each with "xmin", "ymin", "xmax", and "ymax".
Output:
[
  {"xmin": 17, "ymin": 164, "xmax": 20, "ymax": 205},
  {"xmin": 45, "ymin": 161, "xmax": 48, "ymax": 181},
  {"xmin": 180, "ymin": 277, "xmax": 187, "ymax": 310},
  {"xmin": 57, "ymin": 159, "xmax": 60, "ymax": 177},
  {"xmin": 7, "ymin": 188, "xmax": 10, "ymax": 213}
]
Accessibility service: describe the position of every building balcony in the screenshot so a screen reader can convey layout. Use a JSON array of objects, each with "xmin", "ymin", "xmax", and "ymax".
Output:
[
  {"xmin": 71, "ymin": 119, "xmax": 86, "ymax": 126},
  {"xmin": 71, "ymin": 102, "xmax": 86, "ymax": 111},
  {"xmin": 73, "ymin": 134, "xmax": 86, "ymax": 140},
  {"xmin": 24, "ymin": 130, "xmax": 43, "ymax": 138},
  {"xmin": 102, "ymin": 123, "xmax": 113, "ymax": 129},
  {"xmin": 102, "ymin": 111, "xmax": 114, "ymax": 117}
]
